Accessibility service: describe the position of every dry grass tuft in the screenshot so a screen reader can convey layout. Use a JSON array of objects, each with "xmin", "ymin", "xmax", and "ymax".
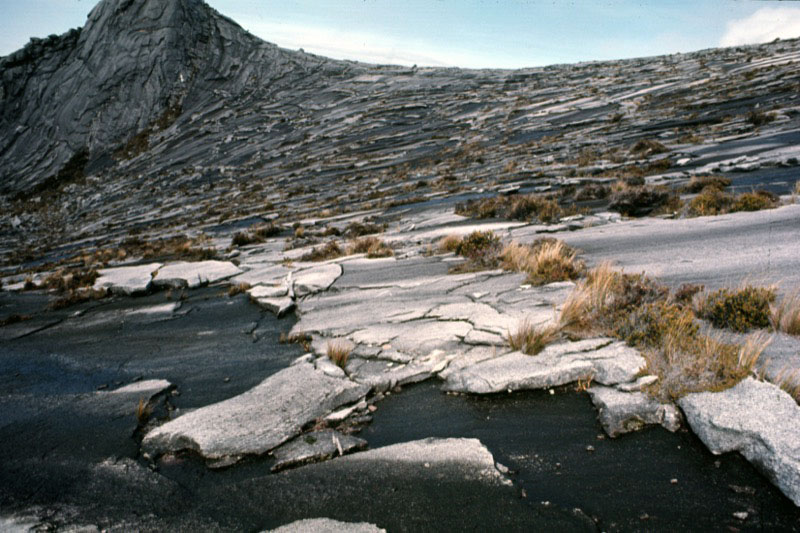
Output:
[
  {"xmin": 300, "ymin": 241, "xmax": 344, "ymax": 262},
  {"xmin": 136, "ymin": 398, "xmax": 153, "ymax": 424},
  {"xmin": 770, "ymin": 290, "xmax": 800, "ymax": 336},
  {"xmin": 737, "ymin": 331, "xmax": 773, "ymax": 371},
  {"xmin": 507, "ymin": 319, "xmax": 560, "ymax": 355},
  {"xmin": 326, "ymin": 339, "xmax": 354, "ymax": 368},
  {"xmin": 501, "ymin": 239, "xmax": 584, "ymax": 286},
  {"xmin": 438, "ymin": 234, "xmax": 463, "ymax": 254},
  {"xmin": 280, "ymin": 331, "xmax": 312, "ymax": 352},
  {"xmin": 774, "ymin": 366, "xmax": 800, "ymax": 404},
  {"xmin": 348, "ymin": 237, "xmax": 394, "ymax": 258},
  {"xmin": 228, "ymin": 282, "xmax": 251, "ymax": 297}
]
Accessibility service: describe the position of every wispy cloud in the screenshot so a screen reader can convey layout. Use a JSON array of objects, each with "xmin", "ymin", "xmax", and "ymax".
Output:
[
  {"xmin": 230, "ymin": 18, "xmax": 523, "ymax": 69},
  {"xmin": 720, "ymin": 7, "xmax": 800, "ymax": 47}
]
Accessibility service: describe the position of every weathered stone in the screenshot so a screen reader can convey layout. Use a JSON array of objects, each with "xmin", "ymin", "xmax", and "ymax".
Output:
[
  {"xmin": 678, "ymin": 378, "xmax": 800, "ymax": 506},
  {"xmin": 271, "ymin": 429, "xmax": 367, "ymax": 472},
  {"xmin": 93, "ymin": 263, "xmax": 162, "ymax": 295},
  {"xmin": 253, "ymin": 296, "xmax": 295, "ymax": 317},
  {"xmin": 293, "ymin": 263, "xmax": 342, "ymax": 297},
  {"xmin": 247, "ymin": 284, "xmax": 288, "ymax": 299},
  {"xmin": 142, "ymin": 362, "xmax": 369, "ymax": 459},
  {"xmin": 232, "ymin": 265, "xmax": 292, "ymax": 287},
  {"xmin": 271, "ymin": 518, "xmax": 385, "ymax": 533},
  {"xmin": 442, "ymin": 339, "xmax": 642, "ymax": 394},
  {"xmin": 152, "ymin": 260, "xmax": 242, "ymax": 289},
  {"xmin": 346, "ymin": 350, "xmax": 452, "ymax": 392},
  {"xmin": 588, "ymin": 385, "xmax": 681, "ymax": 437}
]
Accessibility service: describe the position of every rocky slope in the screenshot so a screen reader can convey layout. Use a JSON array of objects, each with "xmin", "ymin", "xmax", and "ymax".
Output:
[{"xmin": 1, "ymin": 0, "xmax": 800, "ymax": 268}]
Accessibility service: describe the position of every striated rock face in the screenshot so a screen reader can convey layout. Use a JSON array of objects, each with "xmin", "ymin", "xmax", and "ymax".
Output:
[
  {"xmin": 0, "ymin": 0, "xmax": 342, "ymax": 193},
  {"xmin": 678, "ymin": 378, "xmax": 800, "ymax": 506}
]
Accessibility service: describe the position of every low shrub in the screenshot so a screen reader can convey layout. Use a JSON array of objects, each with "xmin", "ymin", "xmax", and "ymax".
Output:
[
  {"xmin": 344, "ymin": 221, "xmax": 384, "ymax": 238},
  {"xmin": 609, "ymin": 185, "xmax": 681, "ymax": 217},
  {"xmin": 682, "ymin": 176, "xmax": 731, "ymax": 194},
  {"xmin": 697, "ymin": 286, "xmax": 776, "ymax": 332},
  {"xmin": 688, "ymin": 186, "xmax": 734, "ymax": 216},
  {"xmin": 731, "ymin": 190, "xmax": 779, "ymax": 212},
  {"xmin": 573, "ymin": 183, "xmax": 610, "ymax": 201},
  {"xmin": 455, "ymin": 193, "xmax": 576, "ymax": 224},
  {"xmin": 630, "ymin": 139, "xmax": 668, "ymax": 156},
  {"xmin": 450, "ymin": 231, "xmax": 503, "ymax": 272},
  {"xmin": 746, "ymin": 109, "xmax": 775, "ymax": 127},
  {"xmin": 228, "ymin": 282, "xmax": 251, "ymax": 297},
  {"xmin": 348, "ymin": 237, "xmax": 393, "ymax": 258},
  {"xmin": 301, "ymin": 241, "xmax": 344, "ymax": 262}
]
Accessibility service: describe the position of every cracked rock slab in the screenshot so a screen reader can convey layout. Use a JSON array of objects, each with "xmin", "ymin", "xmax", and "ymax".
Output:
[
  {"xmin": 271, "ymin": 429, "xmax": 367, "ymax": 472},
  {"xmin": 142, "ymin": 362, "xmax": 369, "ymax": 460},
  {"xmin": 293, "ymin": 263, "xmax": 342, "ymax": 297},
  {"xmin": 93, "ymin": 263, "xmax": 162, "ymax": 295},
  {"xmin": 588, "ymin": 385, "xmax": 681, "ymax": 437},
  {"xmin": 152, "ymin": 260, "xmax": 242, "ymax": 289},
  {"xmin": 442, "ymin": 338, "xmax": 643, "ymax": 394},
  {"xmin": 678, "ymin": 377, "xmax": 800, "ymax": 506},
  {"xmin": 346, "ymin": 350, "xmax": 453, "ymax": 392}
]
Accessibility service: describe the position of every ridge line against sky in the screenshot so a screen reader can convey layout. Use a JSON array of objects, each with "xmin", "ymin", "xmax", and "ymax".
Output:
[{"xmin": 2, "ymin": 1, "xmax": 800, "ymax": 67}]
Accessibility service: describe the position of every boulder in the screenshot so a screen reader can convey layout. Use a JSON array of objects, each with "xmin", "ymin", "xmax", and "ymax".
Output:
[
  {"xmin": 93, "ymin": 263, "xmax": 162, "ymax": 295},
  {"xmin": 152, "ymin": 260, "xmax": 242, "ymax": 289},
  {"xmin": 142, "ymin": 362, "xmax": 369, "ymax": 460},
  {"xmin": 588, "ymin": 385, "xmax": 681, "ymax": 437},
  {"xmin": 678, "ymin": 378, "xmax": 800, "ymax": 506}
]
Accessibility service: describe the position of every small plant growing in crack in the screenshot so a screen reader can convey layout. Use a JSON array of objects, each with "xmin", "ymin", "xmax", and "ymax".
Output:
[
  {"xmin": 327, "ymin": 339, "xmax": 353, "ymax": 369},
  {"xmin": 136, "ymin": 398, "xmax": 153, "ymax": 425}
]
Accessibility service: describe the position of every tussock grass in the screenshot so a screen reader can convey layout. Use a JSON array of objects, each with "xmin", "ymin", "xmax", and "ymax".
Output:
[
  {"xmin": 280, "ymin": 331, "xmax": 312, "ymax": 352},
  {"xmin": 326, "ymin": 339, "xmax": 353, "ymax": 368},
  {"xmin": 771, "ymin": 290, "xmax": 800, "ymax": 336},
  {"xmin": 501, "ymin": 239, "xmax": 584, "ymax": 286},
  {"xmin": 300, "ymin": 241, "xmax": 344, "ymax": 262},
  {"xmin": 774, "ymin": 366, "xmax": 800, "ymax": 404},
  {"xmin": 438, "ymin": 234, "xmax": 462, "ymax": 254},
  {"xmin": 348, "ymin": 237, "xmax": 393, "ymax": 258},
  {"xmin": 455, "ymin": 193, "xmax": 581, "ymax": 224},
  {"xmin": 507, "ymin": 319, "xmax": 560, "ymax": 356},
  {"xmin": 555, "ymin": 263, "xmax": 775, "ymax": 400},
  {"xmin": 228, "ymin": 282, "xmax": 251, "ymax": 297}
]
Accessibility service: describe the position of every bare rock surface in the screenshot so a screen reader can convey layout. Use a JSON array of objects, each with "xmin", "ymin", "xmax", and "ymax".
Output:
[
  {"xmin": 270, "ymin": 518, "xmax": 385, "ymax": 533},
  {"xmin": 142, "ymin": 361, "xmax": 369, "ymax": 459},
  {"xmin": 271, "ymin": 429, "xmax": 367, "ymax": 472},
  {"xmin": 152, "ymin": 260, "xmax": 241, "ymax": 289},
  {"xmin": 93, "ymin": 263, "xmax": 161, "ymax": 295},
  {"xmin": 293, "ymin": 264, "xmax": 342, "ymax": 298},
  {"xmin": 442, "ymin": 339, "xmax": 644, "ymax": 394},
  {"xmin": 589, "ymin": 385, "xmax": 681, "ymax": 437},
  {"xmin": 678, "ymin": 378, "xmax": 800, "ymax": 506}
]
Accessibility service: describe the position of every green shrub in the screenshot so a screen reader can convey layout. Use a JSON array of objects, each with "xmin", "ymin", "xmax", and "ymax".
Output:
[
  {"xmin": 731, "ymin": 190, "xmax": 778, "ymax": 212},
  {"xmin": 455, "ymin": 194, "xmax": 575, "ymax": 224},
  {"xmin": 688, "ymin": 186, "xmax": 734, "ymax": 216},
  {"xmin": 698, "ymin": 286, "xmax": 776, "ymax": 332},
  {"xmin": 615, "ymin": 300, "xmax": 698, "ymax": 348},
  {"xmin": 450, "ymin": 231, "xmax": 502, "ymax": 272}
]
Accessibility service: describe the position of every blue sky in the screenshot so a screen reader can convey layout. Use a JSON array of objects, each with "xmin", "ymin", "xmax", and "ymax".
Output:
[{"xmin": 2, "ymin": 1, "xmax": 800, "ymax": 67}]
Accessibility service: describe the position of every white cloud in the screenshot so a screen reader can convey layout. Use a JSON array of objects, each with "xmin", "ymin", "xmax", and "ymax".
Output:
[
  {"xmin": 720, "ymin": 7, "xmax": 800, "ymax": 47},
  {"xmin": 229, "ymin": 18, "xmax": 522, "ymax": 69}
]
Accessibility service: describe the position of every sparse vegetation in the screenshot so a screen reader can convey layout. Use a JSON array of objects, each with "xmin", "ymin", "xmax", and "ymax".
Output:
[
  {"xmin": 507, "ymin": 319, "xmax": 559, "ymax": 355},
  {"xmin": 437, "ymin": 234, "xmax": 463, "ymax": 254},
  {"xmin": 280, "ymin": 331, "xmax": 312, "ymax": 352},
  {"xmin": 774, "ymin": 365, "xmax": 800, "ymax": 404},
  {"xmin": 501, "ymin": 239, "xmax": 584, "ymax": 286},
  {"xmin": 136, "ymin": 398, "xmax": 153, "ymax": 425},
  {"xmin": 449, "ymin": 230, "xmax": 503, "ymax": 273},
  {"xmin": 609, "ymin": 184, "xmax": 681, "ymax": 217},
  {"xmin": 630, "ymin": 138, "xmax": 668, "ymax": 156},
  {"xmin": 688, "ymin": 186, "xmax": 778, "ymax": 217},
  {"xmin": 770, "ymin": 290, "xmax": 800, "ymax": 336},
  {"xmin": 682, "ymin": 176, "xmax": 731, "ymax": 194},
  {"xmin": 344, "ymin": 221, "xmax": 385, "ymax": 238},
  {"xmin": 0, "ymin": 314, "xmax": 33, "ymax": 327},
  {"xmin": 347, "ymin": 237, "xmax": 394, "ymax": 258},
  {"xmin": 300, "ymin": 241, "xmax": 344, "ymax": 262},
  {"xmin": 697, "ymin": 286, "xmax": 776, "ymax": 332},
  {"xmin": 746, "ymin": 109, "xmax": 776, "ymax": 128},
  {"xmin": 228, "ymin": 282, "xmax": 251, "ymax": 297},
  {"xmin": 326, "ymin": 339, "xmax": 353, "ymax": 368},
  {"xmin": 551, "ymin": 264, "xmax": 772, "ymax": 400},
  {"xmin": 455, "ymin": 193, "xmax": 580, "ymax": 224}
]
